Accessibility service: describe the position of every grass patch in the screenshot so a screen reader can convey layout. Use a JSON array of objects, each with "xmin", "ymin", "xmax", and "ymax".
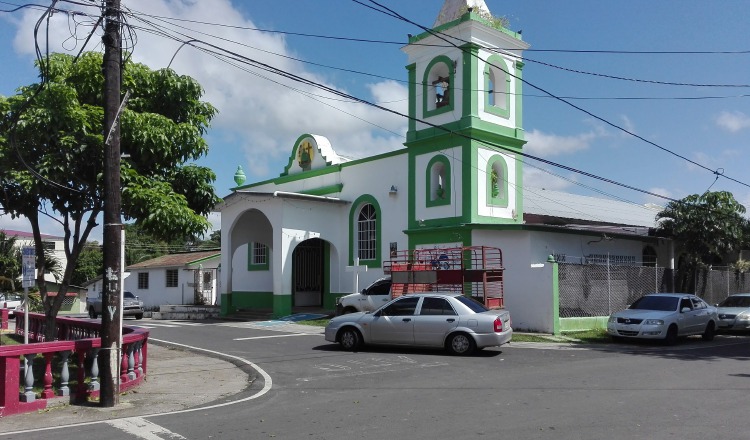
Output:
[
  {"xmin": 296, "ymin": 319, "xmax": 330, "ymax": 327},
  {"xmin": 561, "ymin": 329, "xmax": 610, "ymax": 344},
  {"xmin": 0, "ymin": 332, "xmax": 22, "ymax": 346},
  {"xmin": 511, "ymin": 333, "xmax": 555, "ymax": 343}
]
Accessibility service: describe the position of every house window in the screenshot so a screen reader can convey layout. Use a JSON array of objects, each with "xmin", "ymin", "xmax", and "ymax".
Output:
[
  {"xmin": 248, "ymin": 242, "xmax": 270, "ymax": 271},
  {"xmin": 487, "ymin": 155, "xmax": 509, "ymax": 207},
  {"xmin": 643, "ymin": 246, "xmax": 657, "ymax": 267},
  {"xmin": 426, "ymin": 155, "xmax": 451, "ymax": 207},
  {"xmin": 484, "ymin": 55, "xmax": 510, "ymax": 118},
  {"xmin": 166, "ymin": 269, "xmax": 178, "ymax": 287},
  {"xmin": 423, "ymin": 55, "xmax": 454, "ymax": 116},
  {"xmin": 358, "ymin": 204, "xmax": 377, "ymax": 261},
  {"xmin": 138, "ymin": 272, "xmax": 149, "ymax": 289}
]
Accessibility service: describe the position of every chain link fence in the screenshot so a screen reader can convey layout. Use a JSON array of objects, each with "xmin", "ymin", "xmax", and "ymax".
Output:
[{"xmin": 558, "ymin": 258, "xmax": 750, "ymax": 318}]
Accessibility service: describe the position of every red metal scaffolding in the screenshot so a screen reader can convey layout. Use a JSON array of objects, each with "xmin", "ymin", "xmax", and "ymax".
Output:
[{"xmin": 384, "ymin": 246, "xmax": 504, "ymax": 309}]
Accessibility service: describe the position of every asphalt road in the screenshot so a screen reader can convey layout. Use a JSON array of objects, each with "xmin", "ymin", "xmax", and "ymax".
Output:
[{"xmin": 3, "ymin": 318, "xmax": 749, "ymax": 440}]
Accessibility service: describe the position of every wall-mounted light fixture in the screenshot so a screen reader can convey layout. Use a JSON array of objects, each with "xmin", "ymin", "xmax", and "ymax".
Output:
[{"xmin": 389, "ymin": 185, "xmax": 398, "ymax": 195}]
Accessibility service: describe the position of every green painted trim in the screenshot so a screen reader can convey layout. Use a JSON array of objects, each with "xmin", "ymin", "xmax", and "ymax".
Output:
[
  {"xmin": 406, "ymin": 227, "xmax": 471, "ymax": 251},
  {"xmin": 247, "ymin": 242, "xmax": 270, "ymax": 271},
  {"xmin": 220, "ymin": 293, "xmax": 236, "ymax": 316},
  {"xmin": 484, "ymin": 55, "xmax": 511, "ymax": 119},
  {"xmin": 515, "ymin": 61, "xmax": 525, "ymax": 131},
  {"xmin": 275, "ymin": 164, "xmax": 342, "ymax": 184},
  {"xmin": 422, "ymin": 55, "xmax": 455, "ymax": 118},
  {"xmin": 552, "ymin": 261, "xmax": 560, "ymax": 335},
  {"xmin": 281, "ymin": 134, "xmax": 314, "ymax": 176},
  {"xmin": 486, "ymin": 155, "xmax": 509, "ymax": 207},
  {"xmin": 347, "ymin": 194, "xmax": 382, "ymax": 268},
  {"xmin": 407, "ymin": 63, "xmax": 417, "ymax": 134},
  {"xmin": 407, "ymin": 119, "xmax": 526, "ymax": 146},
  {"xmin": 231, "ymin": 291, "xmax": 274, "ymax": 309},
  {"xmin": 273, "ymin": 294, "xmax": 292, "ymax": 319},
  {"xmin": 300, "ymin": 183, "xmax": 344, "ymax": 196},
  {"xmin": 464, "ymin": 139, "xmax": 477, "ymax": 222},
  {"xmin": 559, "ymin": 316, "xmax": 609, "ymax": 332},
  {"xmin": 425, "ymin": 155, "xmax": 451, "ymax": 207},
  {"xmin": 462, "ymin": 43, "xmax": 480, "ymax": 120}
]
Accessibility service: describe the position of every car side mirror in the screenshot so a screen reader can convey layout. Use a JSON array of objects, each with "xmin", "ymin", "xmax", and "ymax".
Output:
[{"xmin": 680, "ymin": 307, "xmax": 691, "ymax": 313}]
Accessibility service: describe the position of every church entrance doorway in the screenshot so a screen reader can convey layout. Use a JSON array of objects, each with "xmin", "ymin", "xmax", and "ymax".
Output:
[{"xmin": 292, "ymin": 238, "xmax": 325, "ymax": 307}]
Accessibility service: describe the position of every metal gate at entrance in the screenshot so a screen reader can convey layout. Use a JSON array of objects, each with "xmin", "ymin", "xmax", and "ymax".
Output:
[{"xmin": 293, "ymin": 238, "xmax": 324, "ymax": 306}]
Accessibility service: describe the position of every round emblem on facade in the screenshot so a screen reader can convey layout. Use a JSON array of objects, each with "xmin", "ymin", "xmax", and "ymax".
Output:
[{"xmin": 297, "ymin": 140, "xmax": 314, "ymax": 170}]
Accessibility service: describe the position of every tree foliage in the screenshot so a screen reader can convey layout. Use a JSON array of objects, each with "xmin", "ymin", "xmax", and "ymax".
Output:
[
  {"xmin": 71, "ymin": 242, "xmax": 102, "ymax": 287},
  {"xmin": 0, "ymin": 232, "xmax": 20, "ymax": 292},
  {"xmin": 0, "ymin": 52, "xmax": 221, "ymax": 331},
  {"xmin": 655, "ymin": 190, "xmax": 748, "ymax": 291}
]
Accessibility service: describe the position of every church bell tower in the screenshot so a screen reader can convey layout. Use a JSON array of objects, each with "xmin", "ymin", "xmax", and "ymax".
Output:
[{"xmin": 402, "ymin": 0, "xmax": 529, "ymax": 247}]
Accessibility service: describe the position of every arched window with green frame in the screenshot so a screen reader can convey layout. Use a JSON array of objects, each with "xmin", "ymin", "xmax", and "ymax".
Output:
[
  {"xmin": 423, "ymin": 55, "xmax": 455, "ymax": 117},
  {"xmin": 348, "ymin": 194, "xmax": 382, "ymax": 268},
  {"xmin": 484, "ymin": 55, "xmax": 510, "ymax": 119},
  {"xmin": 487, "ymin": 155, "xmax": 509, "ymax": 207},
  {"xmin": 426, "ymin": 155, "xmax": 451, "ymax": 207}
]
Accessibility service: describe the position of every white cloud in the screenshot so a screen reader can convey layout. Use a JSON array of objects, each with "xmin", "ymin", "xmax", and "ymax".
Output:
[
  {"xmin": 10, "ymin": 0, "xmax": 408, "ymax": 182},
  {"xmin": 522, "ymin": 167, "xmax": 575, "ymax": 191},
  {"xmin": 524, "ymin": 128, "xmax": 602, "ymax": 157},
  {"xmin": 716, "ymin": 111, "xmax": 750, "ymax": 133}
]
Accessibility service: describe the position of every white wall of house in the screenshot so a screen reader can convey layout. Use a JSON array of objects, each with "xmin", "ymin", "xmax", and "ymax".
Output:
[{"xmin": 125, "ymin": 267, "xmax": 207, "ymax": 310}]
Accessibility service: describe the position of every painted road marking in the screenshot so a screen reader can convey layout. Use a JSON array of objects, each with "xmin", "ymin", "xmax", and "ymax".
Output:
[
  {"xmin": 107, "ymin": 417, "xmax": 187, "ymax": 440},
  {"xmin": 298, "ymin": 356, "xmax": 448, "ymax": 382},
  {"xmin": 234, "ymin": 333, "xmax": 319, "ymax": 341}
]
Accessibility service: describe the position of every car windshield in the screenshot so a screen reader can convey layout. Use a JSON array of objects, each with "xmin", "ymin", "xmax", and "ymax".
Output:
[
  {"xmin": 455, "ymin": 295, "xmax": 488, "ymax": 313},
  {"xmin": 629, "ymin": 295, "xmax": 679, "ymax": 311},
  {"xmin": 718, "ymin": 296, "xmax": 750, "ymax": 308},
  {"xmin": 124, "ymin": 292, "xmax": 136, "ymax": 299}
]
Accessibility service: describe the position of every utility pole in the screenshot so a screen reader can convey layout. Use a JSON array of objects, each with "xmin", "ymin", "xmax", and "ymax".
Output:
[{"xmin": 101, "ymin": 0, "xmax": 123, "ymax": 408}]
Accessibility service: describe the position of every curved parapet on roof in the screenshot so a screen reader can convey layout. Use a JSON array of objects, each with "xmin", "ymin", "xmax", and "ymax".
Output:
[{"xmin": 281, "ymin": 133, "xmax": 348, "ymax": 176}]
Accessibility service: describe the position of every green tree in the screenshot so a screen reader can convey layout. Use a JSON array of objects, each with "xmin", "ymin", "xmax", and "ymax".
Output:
[
  {"xmin": 655, "ymin": 190, "xmax": 748, "ymax": 291},
  {"xmin": 71, "ymin": 242, "xmax": 102, "ymax": 287},
  {"xmin": 0, "ymin": 232, "xmax": 20, "ymax": 291},
  {"xmin": 0, "ymin": 52, "xmax": 221, "ymax": 337}
]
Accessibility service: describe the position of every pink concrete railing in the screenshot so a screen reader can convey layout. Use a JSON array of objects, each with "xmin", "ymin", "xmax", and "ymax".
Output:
[{"xmin": 0, "ymin": 311, "xmax": 149, "ymax": 417}]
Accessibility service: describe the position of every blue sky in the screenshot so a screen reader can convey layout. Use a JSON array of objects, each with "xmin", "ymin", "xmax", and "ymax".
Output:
[{"xmin": 1, "ymin": 0, "xmax": 750, "ymax": 239}]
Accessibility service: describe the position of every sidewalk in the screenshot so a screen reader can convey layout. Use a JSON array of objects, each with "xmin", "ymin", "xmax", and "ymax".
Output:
[{"xmin": 0, "ymin": 341, "xmax": 251, "ymax": 433}]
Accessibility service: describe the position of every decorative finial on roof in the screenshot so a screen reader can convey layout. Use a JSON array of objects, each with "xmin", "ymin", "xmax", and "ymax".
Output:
[
  {"xmin": 433, "ymin": 0, "xmax": 492, "ymax": 28},
  {"xmin": 234, "ymin": 166, "xmax": 246, "ymax": 186}
]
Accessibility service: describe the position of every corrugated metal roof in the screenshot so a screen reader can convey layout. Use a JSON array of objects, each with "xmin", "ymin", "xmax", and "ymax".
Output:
[
  {"xmin": 523, "ymin": 189, "xmax": 662, "ymax": 227},
  {"xmin": 127, "ymin": 250, "xmax": 220, "ymax": 269}
]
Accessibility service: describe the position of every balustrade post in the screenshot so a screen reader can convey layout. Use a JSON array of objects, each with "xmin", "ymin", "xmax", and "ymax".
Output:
[
  {"xmin": 75, "ymin": 350, "xmax": 86, "ymax": 400},
  {"xmin": 136, "ymin": 341, "xmax": 144, "ymax": 376},
  {"xmin": 88, "ymin": 348, "xmax": 100, "ymax": 392},
  {"xmin": 20, "ymin": 354, "xmax": 36, "ymax": 402},
  {"xmin": 41, "ymin": 353, "xmax": 55, "ymax": 399},
  {"xmin": 127, "ymin": 343, "xmax": 136, "ymax": 380},
  {"xmin": 58, "ymin": 351, "xmax": 71, "ymax": 396},
  {"xmin": 120, "ymin": 344, "xmax": 129, "ymax": 385}
]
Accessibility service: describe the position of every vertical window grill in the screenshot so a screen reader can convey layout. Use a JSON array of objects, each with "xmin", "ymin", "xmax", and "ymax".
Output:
[{"xmin": 358, "ymin": 204, "xmax": 376, "ymax": 261}]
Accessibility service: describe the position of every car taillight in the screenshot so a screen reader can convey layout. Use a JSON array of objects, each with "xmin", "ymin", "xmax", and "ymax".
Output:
[{"xmin": 494, "ymin": 317, "xmax": 502, "ymax": 332}]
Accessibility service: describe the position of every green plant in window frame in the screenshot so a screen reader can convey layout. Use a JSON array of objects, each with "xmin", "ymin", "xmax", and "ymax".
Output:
[{"xmin": 490, "ymin": 170, "xmax": 500, "ymax": 198}]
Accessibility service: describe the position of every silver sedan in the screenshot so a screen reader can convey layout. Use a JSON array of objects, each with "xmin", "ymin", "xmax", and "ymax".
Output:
[
  {"xmin": 324, "ymin": 293, "xmax": 512, "ymax": 355},
  {"xmin": 716, "ymin": 293, "xmax": 750, "ymax": 331}
]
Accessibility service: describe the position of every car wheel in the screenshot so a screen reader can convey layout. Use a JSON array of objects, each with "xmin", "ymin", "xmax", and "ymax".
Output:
[
  {"xmin": 664, "ymin": 325, "xmax": 678, "ymax": 345},
  {"xmin": 342, "ymin": 307, "xmax": 358, "ymax": 315},
  {"xmin": 702, "ymin": 321, "xmax": 715, "ymax": 341},
  {"xmin": 338, "ymin": 327, "xmax": 362, "ymax": 351},
  {"xmin": 447, "ymin": 332, "xmax": 476, "ymax": 356},
  {"xmin": 88, "ymin": 307, "xmax": 97, "ymax": 319},
  {"xmin": 135, "ymin": 313, "xmax": 143, "ymax": 320}
]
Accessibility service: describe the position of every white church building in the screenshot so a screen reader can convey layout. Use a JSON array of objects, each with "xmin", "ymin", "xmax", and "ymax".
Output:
[{"xmin": 216, "ymin": 0, "xmax": 672, "ymax": 332}]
